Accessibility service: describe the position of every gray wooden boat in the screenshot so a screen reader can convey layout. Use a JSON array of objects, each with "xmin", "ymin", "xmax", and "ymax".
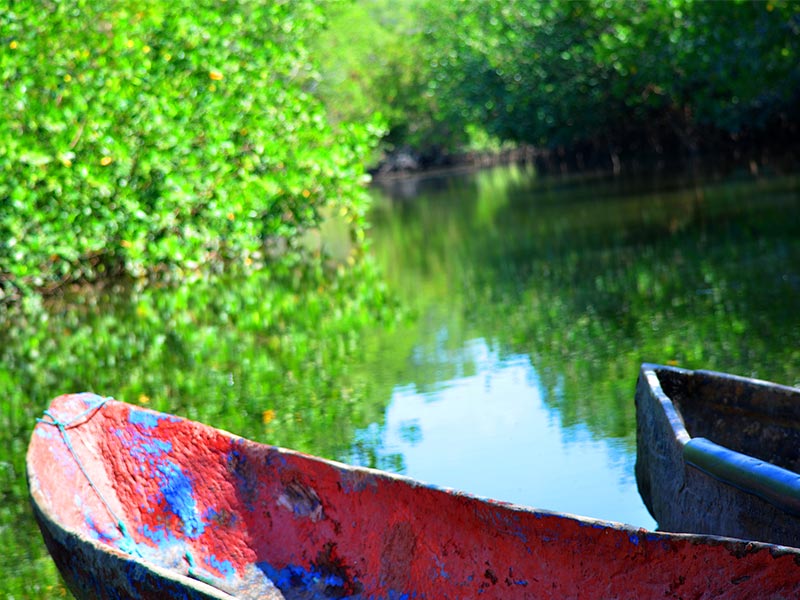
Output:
[{"xmin": 635, "ymin": 363, "xmax": 800, "ymax": 547}]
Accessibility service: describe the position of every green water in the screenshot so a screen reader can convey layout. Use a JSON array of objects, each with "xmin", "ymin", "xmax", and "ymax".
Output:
[
  {"xmin": 2, "ymin": 163, "xmax": 799, "ymax": 597},
  {"xmin": 360, "ymin": 163, "xmax": 800, "ymax": 524}
]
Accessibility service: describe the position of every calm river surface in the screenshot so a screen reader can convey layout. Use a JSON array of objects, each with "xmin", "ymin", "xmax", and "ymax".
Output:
[
  {"xmin": 2, "ymin": 163, "xmax": 799, "ymax": 596},
  {"xmin": 360, "ymin": 163, "xmax": 799, "ymax": 527}
]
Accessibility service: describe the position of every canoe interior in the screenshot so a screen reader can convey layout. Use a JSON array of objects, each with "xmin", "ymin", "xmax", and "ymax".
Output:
[
  {"xmin": 657, "ymin": 367, "xmax": 800, "ymax": 472},
  {"xmin": 28, "ymin": 393, "xmax": 800, "ymax": 599},
  {"xmin": 635, "ymin": 364, "xmax": 800, "ymax": 548}
]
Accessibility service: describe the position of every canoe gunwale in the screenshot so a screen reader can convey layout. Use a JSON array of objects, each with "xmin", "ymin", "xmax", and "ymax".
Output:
[
  {"xmin": 683, "ymin": 436, "xmax": 800, "ymax": 516},
  {"xmin": 639, "ymin": 365, "xmax": 691, "ymax": 446}
]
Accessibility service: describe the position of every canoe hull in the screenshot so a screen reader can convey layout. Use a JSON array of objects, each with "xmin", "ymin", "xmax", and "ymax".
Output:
[
  {"xmin": 30, "ymin": 497, "xmax": 229, "ymax": 600},
  {"xmin": 636, "ymin": 363, "xmax": 800, "ymax": 548},
  {"xmin": 29, "ymin": 393, "xmax": 800, "ymax": 599}
]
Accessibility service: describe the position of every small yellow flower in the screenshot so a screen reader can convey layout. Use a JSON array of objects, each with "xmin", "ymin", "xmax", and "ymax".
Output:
[
  {"xmin": 301, "ymin": 189, "xmax": 311, "ymax": 198},
  {"xmin": 9, "ymin": 40, "xmax": 18, "ymax": 50},
  {"xmin": 138, "ymin": 394, "xmax": 150, "ymax": 404},
  {"xmin": 142, "ymin": 45, "xmax": 151, "ymax": 54},
  {"xmin": 126, "ymin": 39, "xmax": 134, "ymax": 49},
  {"xmin": 100, "ymin": 156, "xmax": 113, "ymax": 166},
  {"xmin": 227, "ymin": 212, "xmax": 235, "ymax": 220},
  {"xmin": 209, "ymin": 70, "xmax": 224, "ymax": 81},
  {"xmin": 262, "ymin": 409, "xmax": 276, "ymax": 425},
  {"xmin": 63, "ymin": 74, "xmax": 72, "ymax": 83},
  {"xmin": 208, "ymin": 84, "xmax": 217, "ymax": 92}
]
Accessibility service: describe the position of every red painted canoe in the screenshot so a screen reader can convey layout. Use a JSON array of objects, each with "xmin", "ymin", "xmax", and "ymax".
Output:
[
  {"xmin": 636, "ymin": 363, "xmax": 800, "ymax": 548},
  {"xmin": 28, "ymin": 393, "xmax": 800, "ymax": 599}
]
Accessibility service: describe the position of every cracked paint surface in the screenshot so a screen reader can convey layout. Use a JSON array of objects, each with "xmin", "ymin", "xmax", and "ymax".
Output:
[{"xmin": 27, "ymin": 393, "xmax": 800, "ymax": 600}]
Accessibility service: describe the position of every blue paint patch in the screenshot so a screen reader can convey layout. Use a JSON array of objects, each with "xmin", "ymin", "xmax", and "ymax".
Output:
[
  {"xmin": 257, "ymin": 563, "xmax": 310, "ymax": 591},
  {"xmin": 115, "ymin": 532, "xmax": 144, "ymax": 558},
  {"xmin": 85, "ymin": 514, "xmax": 118, "ymax": 545},
  {"xmin": 433, "ymin": 556, "xmax": 449, "ymax": 580},
  {"xmin": 257, "ymin": 562, "xmax": 413, "ymax": 600},
  {"xmin": 629, "ymin": 533, "xmax": 640, "ymax": 546},
  {"xmin": 483, "ymin": 510, "xmax": 529, "ymax": 545},
  {"xmin": 141, "ymin": 438, "xmax": 173, "ymax": 455},
  {"xmin": 324, "ymin": 573, "xmax": 345, "ymax": 587},
  {"xmin": 117, "ymin": 428, "xmax": 173, "ymax": 461},
  {"xmin": 255, "ymin": 563, "xmax": 353, "ymax": 598},
  {"xmin": 206, "ymin": 555, "xmax": 235, "ymax": 578},
  {"xmin": 35, "ymin": 427, "xmax": 55, "ymax": 439},
  {"xmin": 129, "ymin": 410, "xmax": 162, "ymax": 429},
  {"xmin": 203, "ymin": 507, "xmax": 238, "ymax": 527},
  {"xmin": 227, "ymin": 445, "xmax": 258, "ymax": 511},
  {"xmin": 134, "ymin": 442, "xmax": 170, "ymax": 463},
  {"xmin": 156, "ymin": 461, "xmax": 205, "ymax": 538},
  {"xmin": 140, "ymin": 524, "xmax": 170, "ymax": 545}
]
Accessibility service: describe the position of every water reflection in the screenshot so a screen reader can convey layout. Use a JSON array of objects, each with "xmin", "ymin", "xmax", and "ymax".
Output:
[
  {"xmin": 2, "ymin": 163, "xmax": 798, "ymax": 596},
  {"xmin": 372, "ymin": 337, "xmax": 656, "ymax": 526},
  {"xmin": 359, "ymin": 163, "xmax": 800, "ymax": 528}
]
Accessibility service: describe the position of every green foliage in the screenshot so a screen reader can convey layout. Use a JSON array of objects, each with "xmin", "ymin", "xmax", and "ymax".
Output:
[
  {"xmin": 318, "ymin": 0, "xmax": 800, "ymax": 161},
  {"xmin": 0, "ymin": 254, "xmax": 399, "ymax": 597},
  {"xmin": 370, "ymin": 165, "xmax": 800, "ymax": 444},
  {"xmin": 0, "ymin": 2, "xmax": 396, "ymax": 593},
  {"xmin": 313, "ymin": 0, "xmax": 455, "ymax": 153},
  {"xmin": 429, "ymin": 0, "xmax": 800, "ymax": 156},
  {"xmin": 0, "ymin": 0, "xmax": 380, "ymax": 301}
]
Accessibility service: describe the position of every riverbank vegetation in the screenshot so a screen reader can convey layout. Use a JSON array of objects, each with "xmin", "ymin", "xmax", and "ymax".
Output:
[
  {"xmin": 369, "ymin": 166, "xmax": 800, "ymax": 445},
  {"xmin": 1, "ymin": 0, "xmax": 383, "ymax": 303},
  {"xmin": 1, "ymin": 6, "xmax": 395, "ymax": 594},
  {"xmin": 317, "ymin": 0, "xmax": 800, "ymax": 171},
  {"xmin": 3, "ymin": 3, "xmax": 799, "ymax": 595},
  {"xmin": 4, "ymin": 0, "xmax": 799, "ymax": 298}
]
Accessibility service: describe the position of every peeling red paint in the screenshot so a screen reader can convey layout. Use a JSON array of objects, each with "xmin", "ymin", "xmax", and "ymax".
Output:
[{"xmin": 28, "ymin": 393, "xmax": 800, "ymax": 599}]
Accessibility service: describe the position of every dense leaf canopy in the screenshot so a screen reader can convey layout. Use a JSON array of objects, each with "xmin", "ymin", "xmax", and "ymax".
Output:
[
  {"xmin": 316, "ymin": 0, "xmax": 800, "ymax": 162},
  {"xmin": 1, "ymin": 0, "xmax": 380, "ymax": 301}
]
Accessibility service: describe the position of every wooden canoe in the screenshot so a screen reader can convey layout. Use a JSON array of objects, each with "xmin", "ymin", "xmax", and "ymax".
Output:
[
  {"xmin": 636, "ymin": 363, "xmax": 800, "ymax": 549},
  {"xmin": 28, "ymin": 393, "xmax": 800, "ymax": 600}
]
